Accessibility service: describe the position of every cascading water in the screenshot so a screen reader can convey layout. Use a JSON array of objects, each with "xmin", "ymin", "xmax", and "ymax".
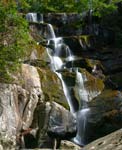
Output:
[
  {"xmin": 47, "ymin": 24, "xmax": 56, "ymax": 39},
  {"xmin": 45, "ymin": 23, "xmax": 90, "ymax": 144},
  {"xmin": 43, "ymin": 32, "xmax": 77, "ymax": 113},
  {"xmin": 73, "ymin": 68, "xmax": 90, "ymax": 145},
  {"xmin": 27, "ymin": 14, "xmax": 99, "ymax": 146},
  {"xmin": 26, "ymin": 13, "xmax": 43, "ymax": 23}
]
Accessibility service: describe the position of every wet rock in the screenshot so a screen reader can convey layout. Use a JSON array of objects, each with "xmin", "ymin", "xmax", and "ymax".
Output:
[
  {"xmin": 74, "ymin": 68, "xmax": 104, "ymax": 106},
  {"xmin": 48, "ymin": 102, "xmax": 77, "ymax": 139},
  {"xmin": 63, "ymin": 35, "xmax": 95, "ymax": 55},
  {"xmin": 83, "ymin": 128, "xmax": 122, "ymax": 150},
  {"xmin": 61, "ymin": 69, "xmax": 76, "ymax": 86},
  {"xmin": 43, "ymin": 13, "xmax": 82, "ymax": 36}
]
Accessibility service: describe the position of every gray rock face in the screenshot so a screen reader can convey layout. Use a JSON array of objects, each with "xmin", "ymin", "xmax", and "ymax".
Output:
[
  {"xmin": 0, "ymin": 64, "xmax": 43, "ymax": 149},
  {"xmin": 83, "ymin": 128, "xmax": 122, "ymax": 150},
  {"xmin": 0, "ymin": 84, "xmax": 18, "ymax": 150},
  {"xmin": 31, "ymin": 101, "xmax": 76, "ymax": 148},
  {"xmin": 48, "ymin": 102, "xmax": 77, "ymax": 139}
]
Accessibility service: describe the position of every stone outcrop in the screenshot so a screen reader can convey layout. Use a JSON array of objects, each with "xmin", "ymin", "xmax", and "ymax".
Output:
[
  {"xmin": 83, "ymin": 128, "xmax": 122, "ymax": 150},
  {"xmin": 0, "ymin": 64, "xmax": 43, "ymax": 149},
  {"xmin": 48, "ymin": 102, "xmax": 76, "ymax": 139}
]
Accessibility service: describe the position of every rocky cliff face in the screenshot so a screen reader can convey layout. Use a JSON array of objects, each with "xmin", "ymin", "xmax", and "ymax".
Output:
[
  {"xmin": 0, "ymin": 13, "xmax": 122, "ymax": 150},
  {"xmin": 0, "ymin": 62, "xmax": 77, "ymax": 149}
]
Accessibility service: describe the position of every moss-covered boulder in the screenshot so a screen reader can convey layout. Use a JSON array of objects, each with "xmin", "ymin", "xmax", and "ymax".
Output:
[
  {"xmin": 38, "ymin": 68, "xmax": 69, "ymax": 109},
  {"xmin": 74, "ymin": 68, "xmax": 104, "ymax": 108}
]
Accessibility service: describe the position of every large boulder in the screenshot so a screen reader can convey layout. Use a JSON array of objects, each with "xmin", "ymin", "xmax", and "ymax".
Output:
[
  {"xmin": 85, "ymin": 89, "xmax": 122, "ymax": 143},
  {"xmin": 38, "ymin": 68, "xmax": 69, "ymax": 109},
  {"xmin": 31, "ymin": 102, "xmax": 76, "ymax": 149},
  {"xmin": 48, "ymin": 102, "xmax": 76, "ymax": 139}
]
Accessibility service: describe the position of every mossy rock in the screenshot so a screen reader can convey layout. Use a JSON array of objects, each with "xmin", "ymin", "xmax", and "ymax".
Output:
[
  {"xmin": 74, "ymin": 68, "xmax": 104, "ymax": 107},
  {"xmin": 38, "ymin": 68, "xmax": 69, "ymax": 109},
  {"xmin": 61, "ymin": 69, "xmax": 76, "ymax": 86}
]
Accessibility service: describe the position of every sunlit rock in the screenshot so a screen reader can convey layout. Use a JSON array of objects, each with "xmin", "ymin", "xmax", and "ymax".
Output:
[
  {"xmin": 37, "ymin": 68, "xmax": 68, "ymax": 109},
  {"xmin": 83, "ymin": 128, "xmax": 122, "ymax": 150}
]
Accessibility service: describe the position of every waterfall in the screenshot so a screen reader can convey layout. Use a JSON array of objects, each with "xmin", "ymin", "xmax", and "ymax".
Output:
[
  {"xmin": 47, "ymin": 24, "xmax": 56, "ymax": 39},
  {"xmin": 46, "ymin": 47, "xmax": 76, "ymax": 113},
  {"xmin": 57, "ymin": 73, "xmax": 76, "ymax": 113},
  {"xmin": 26, "ymin": 13, "xmax": 43, "ymax": 23},
  {"xmin": 75, "ymin": 68, "xmax": 89, "ymax": 102},
  {"xmin": 45, "ymin": 23, "xmax": 91, "ymax": 145},
  {"xmin": 73, "ymin": 68, "xmax": 90, "ymax": 145},
  {"xmin": 74, "ymin": 108, "xmax": 90, "ymax": 145},
  {"xmin": 44, "ymin": 22, "xmax": 78, "ymax": 113},
  {"xmin": 27, "ymin": 14, "xmax": 94, "ymax": 146}
]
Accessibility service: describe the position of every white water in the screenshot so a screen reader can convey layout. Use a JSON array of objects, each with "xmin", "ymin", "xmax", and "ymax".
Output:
[
  {"xmin": 76, "ymin": 68, "xmax": 89, "ymax": 102},
  {"xmin": 36, "ymin": 20, "xmax": 91, "ymax": 145},
  {"xmin": 26, "ymin": 13, "xmax": 44, "ymax": 23},
  {"xmin": 74, "ymin": 108, "xmax": 90, "ymax": 145},
  {"xmin": 47, "ymin": 24, "xmax": 56, "ymax": 39},
  {"xmin": 26, "ymin": 13, "xmax": 37, "ymax": 22},
  {"xmin": 72, "ymin": 68, "xmax": 90, "ymax": 145}
]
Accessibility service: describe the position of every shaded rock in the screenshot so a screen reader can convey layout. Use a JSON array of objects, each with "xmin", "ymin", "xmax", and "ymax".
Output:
[
  {"xmin": 109, "ymin": 72, "xmax": 122, "ymax": 89},
  {"xmin": 83, "ymin": 128, "xmax": 122, "ymax": 150},
  {"xmin": 63, "ymin": 35, "xmax": 95, "ymax": 53},
  {"xmin": 43, "ymin": 13, "xmax": 82, "ymax": 36},
  {"xmin": 24, "ymin": 59, "xmax": 50, "ymax": 69},
  {"xmin": 85, "ymin": 90, "xmax": 122, "ymax": 142},
  {"xmin": 48, "ymin": 102, "xmax": 77, "ymax": 139},
  {"xmin": 31, "ymin": 102, "xmax": 76, "ymax": 149},
  {"xmin": 30, "ymin": 101, "xmax": 53, "ymax": 149},
  {"xmin": 60, "ymin": 140, "xmax": 82, "ymax": 150},
  {"xmin": 61, "ymin": 69, "xmax": 76, "ymax": 86}
]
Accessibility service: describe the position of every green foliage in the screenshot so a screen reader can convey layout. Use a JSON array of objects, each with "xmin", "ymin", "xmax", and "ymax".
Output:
[
  {"xmin": 92, "ymin": 0, "xmax": 117, "ymax": 17},
  {"xmin": 25, "ymin": 0, "xmax": 118, "ymax": 16},
  {"xmin": 0, "ymin": 1, "xmax": 31, "ymax": 82}
]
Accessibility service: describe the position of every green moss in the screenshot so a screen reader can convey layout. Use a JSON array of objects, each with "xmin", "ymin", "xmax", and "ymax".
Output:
[
  {"xmin": 37, "ymin": 68, "xmax": 69, "ymax": 110},
  {"xmin": 79, "ymin": 68, "xmax": 104, "ymax": 93}
]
